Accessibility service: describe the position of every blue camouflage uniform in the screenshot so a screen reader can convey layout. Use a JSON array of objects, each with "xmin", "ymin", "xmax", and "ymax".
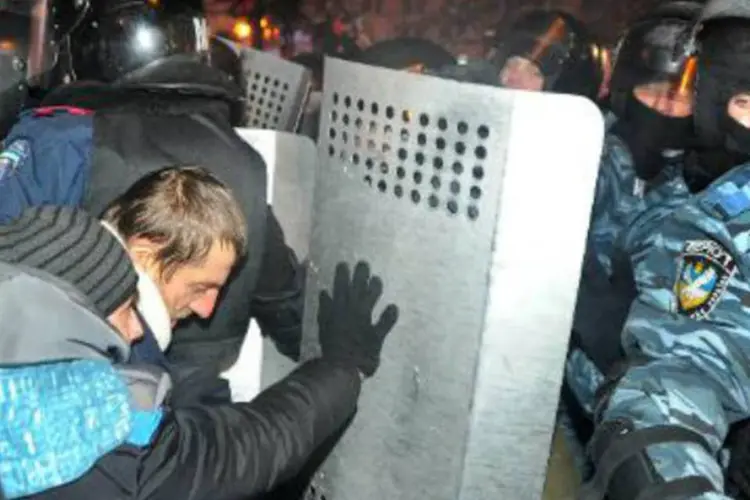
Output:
[
  {"xmin": 587, "ymin": 115, "xmax": 690, "ymax": 277},
  {"xmin": 591, "ymin": 161, "xmax": 750, "ymax": 497},
  {"xmin": 567, "ymin": 116, "xmax": 692, "ymax": 414}
]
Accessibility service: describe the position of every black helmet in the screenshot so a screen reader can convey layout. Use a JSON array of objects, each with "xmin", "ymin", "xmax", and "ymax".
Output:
[
  {"xmin": 492, "ymin": 10, "xmax": 601, "ymax": 100},
  {"xmin": 609, "ymin": 1, "xmax": 702, "ymax": 117},
  {"xmin": 357, "ymin": 37, "xmax": 456, "ymax": 73},
  {"xmin": 692, "ymin": 0, "xmax": 750, "ymax": 152},
  {"xmin": 60, "ymin": 0, "xmax": 212, "ymax": 85}
]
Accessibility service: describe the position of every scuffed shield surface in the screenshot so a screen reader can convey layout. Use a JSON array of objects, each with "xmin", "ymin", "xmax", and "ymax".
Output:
[
  {"xmin": 240, "ymin": 48, "xmax": 312, "ymax": 132},
  {"xmin": 222, "ymin": 129, "xmax": 317, "ymax": 401},
  {"xmin": 302, "ymin": 58, "xmax": 604, "ymax": 499}
]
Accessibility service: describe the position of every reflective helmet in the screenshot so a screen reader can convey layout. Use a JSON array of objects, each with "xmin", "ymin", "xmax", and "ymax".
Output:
[
  {"xmin": 60, "ymin": 0, "xmax": 211, "ymax": 84},
  {"xmin": 492, "ymin": 10, "xmax": 601, "ymax": 99},
  {"xmin": 609, "ymin": 1, "xmax": 701, "ymax": 117}
]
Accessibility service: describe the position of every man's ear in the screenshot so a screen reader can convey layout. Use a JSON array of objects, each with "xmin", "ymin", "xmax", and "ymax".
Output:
[
  {"xmin": 127, "ymin": 237, "xmax": 161, "ymax": 271},
  {"xmin": 728, "ymin": 92, "xmax": 750, "ymax": 127}
]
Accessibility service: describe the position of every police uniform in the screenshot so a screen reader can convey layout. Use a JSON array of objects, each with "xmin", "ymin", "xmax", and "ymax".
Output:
[
  {"xmin": 568, "ymin": 2, "xmax": 703, "ymax": 423},
  {"xmin": 583, "ymin": 162, "xmax": 750, "ymax": 499},
  {"xmin": 568, "ymin": 121, "xmax": 692, "ymax": 413}
]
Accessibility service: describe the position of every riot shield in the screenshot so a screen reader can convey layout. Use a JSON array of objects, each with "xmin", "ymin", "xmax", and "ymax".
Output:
[
  {"xmin": 220, "ymin": 128, "xmax": 317, "ymax": 401},
  {"xmin": 240, "ymin": 48, "xmax": 312, "ymax": 132},
  {"xmin": 301, "ymin": 58, "xmax": 604, "ymax": 499}
]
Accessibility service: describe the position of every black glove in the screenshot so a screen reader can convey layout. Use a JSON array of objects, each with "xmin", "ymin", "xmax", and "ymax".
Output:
[{"xmin": 317, "ymin": 261, "xmax": 399, "ymax": 378}]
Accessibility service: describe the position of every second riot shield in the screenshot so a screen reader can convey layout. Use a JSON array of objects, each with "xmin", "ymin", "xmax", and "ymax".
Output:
[
  {"xmin": 240, "ymin": 48, "xmax": 312, "ymax": 132},
  {"xmin": 301, "ymin": 58, "xmax": 605, "ymax": 499},
  {"xmin": 222, "ymin": 128, "xmax": 317, "ymax": 401}
]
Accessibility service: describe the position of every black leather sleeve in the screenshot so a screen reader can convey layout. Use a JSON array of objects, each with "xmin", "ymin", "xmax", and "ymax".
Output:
[{"xmin": 138, "ymin": 359, "xmax": 361, "ymax": 500}]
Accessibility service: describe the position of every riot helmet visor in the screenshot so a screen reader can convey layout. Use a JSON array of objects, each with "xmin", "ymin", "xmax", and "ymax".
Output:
[
  {"xmin": 492, "ymin": 11, "xmax": 601, "ymax": 99},
  {"xmin": 612, "ymin": 18, "xmax": 697, "ymax": 117}
]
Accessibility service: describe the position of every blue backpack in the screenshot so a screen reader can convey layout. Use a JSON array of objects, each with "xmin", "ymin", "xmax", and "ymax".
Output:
[
  {"xmin": 0, "ymin": 106, "xmax": 179, "ymax": 371},
  {"xmin": 0, "ymin": 106, "xmax": 94, "ymax": 223}
]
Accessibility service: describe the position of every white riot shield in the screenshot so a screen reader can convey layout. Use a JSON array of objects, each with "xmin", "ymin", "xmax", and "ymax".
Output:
[
  {"xmin": 302, "ymin": 58, "xmax": 604, "ymax": 499},
  {"xmin": 221, "ymin": 129, "xmax": 317, "ymax": 401},
  {"xmin": 240, "ymin": 48, "xmax": 312, "ymax": 132}
]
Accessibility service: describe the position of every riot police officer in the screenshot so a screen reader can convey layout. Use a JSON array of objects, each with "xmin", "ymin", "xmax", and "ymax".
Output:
[
  {"xmin": 582, "ymin": 1, "xmax": 750, "ymax": 497},
  {"xmin": 568, "ymin": 0, "xmax": 701, "ymax": 396},
  {"xmin": 491, "ymin": 10, "xmax": 602, "ymax": 100}
]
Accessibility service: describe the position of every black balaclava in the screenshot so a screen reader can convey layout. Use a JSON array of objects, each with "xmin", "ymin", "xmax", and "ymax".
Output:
[{"xmin": 687, "ymin": 18, "xmax": 750, "ymax": 190}]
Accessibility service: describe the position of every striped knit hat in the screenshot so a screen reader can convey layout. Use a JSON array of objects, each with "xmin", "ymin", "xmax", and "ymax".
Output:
[{"xmin": 0, "ymin": 206, "xmax": 138, "ymax": 316}]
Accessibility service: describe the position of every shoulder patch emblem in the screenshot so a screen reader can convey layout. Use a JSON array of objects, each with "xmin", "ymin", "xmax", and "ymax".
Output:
[
  {"xmin": 0, "ymin": 139, "xmax": 30, "ymax": 183},
  {"xmin": 675, "ymin": 239, "xmax": 737, "ymax": 319}
]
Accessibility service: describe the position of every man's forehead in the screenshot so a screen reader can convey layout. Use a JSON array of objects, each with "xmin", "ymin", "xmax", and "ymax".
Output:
[
  {"xmin": 174, "ymin": 245, "xmax": 236, "ymax": 284},
  {"xmin": 187, "ymin": 277, "xmax": 225, "ymax": 289}
]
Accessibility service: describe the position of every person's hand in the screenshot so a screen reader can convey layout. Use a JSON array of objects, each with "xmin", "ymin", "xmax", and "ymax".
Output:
[{"xmin": 317, "ymin": 261, "xmax": 399, "ymax": 378}]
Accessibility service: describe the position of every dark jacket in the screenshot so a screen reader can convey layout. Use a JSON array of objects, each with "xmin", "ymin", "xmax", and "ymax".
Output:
[
  {"xmin": 42, "ymin": 64, "xmax": 304, "ymax": 371},
  {"xmin": 31, "ymin": 360, "xmax": 361, "ymax": 500},
  {"xmin": 0, "ymin": 263, "xmax": 361, "ymax": 500},
  {"xmin": 130, "ymin": 314, "xmax": 233, "ymax": 407}
]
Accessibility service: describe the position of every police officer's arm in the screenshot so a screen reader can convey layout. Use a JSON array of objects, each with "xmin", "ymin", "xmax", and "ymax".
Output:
[
  {"xmin": 589, "ymin": 132, "xmax": 618, "ymax": 229},
  {"xmin": 251, "ymin": 206, "xmax": 305, "ymax": 361},
  {"xmin": 587, "ymin": 131, "xmax": 641, "ymax": 278},
  {"xmin": 566, "ymin": 131, "xmax": 641, "ymax": 415},
  {"xmin": 584, "ymin": 212, "xmax": 750, "ymax": 499}
]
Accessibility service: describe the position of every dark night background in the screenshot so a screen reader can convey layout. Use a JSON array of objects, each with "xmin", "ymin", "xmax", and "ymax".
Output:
[{"xmin": 295, "ymin": 0, "xmax": 697, "ymax": 55}]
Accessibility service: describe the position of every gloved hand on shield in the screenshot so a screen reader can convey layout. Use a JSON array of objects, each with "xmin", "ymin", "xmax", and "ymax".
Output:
[{"xmin": 317, "ymin": 261, "xmax": 399, "ymax": 378}]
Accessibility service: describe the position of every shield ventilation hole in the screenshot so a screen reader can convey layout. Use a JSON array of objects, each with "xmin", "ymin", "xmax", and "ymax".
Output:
[
  {"xmin": 305, "ymin": 483, "xmax": 327, "ymax": 500},
  {"xmin": 245, "ymin": 71, "xmax": 291, "ymax": 128},
  {"xmin": 326, "ymin": 92, "xmax": 489, "ymax": 221}
]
